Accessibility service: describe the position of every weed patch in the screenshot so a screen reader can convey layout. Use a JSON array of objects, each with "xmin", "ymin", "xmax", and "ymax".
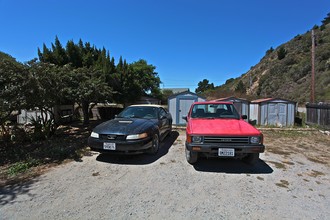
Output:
[
  {"xmin": 275, "ymin": 179, "xmax": 289, "ymax": 188},
  {"xmin": 257, "ymin": 176, "xmax": 264, "ymax": 181},
  {"xmin": 267, "ymin": 161, "xmax": 287, "ymax": 170},
  {"xmin": 7, "ymin": 158, "xmax": 41, "ymax": 176},
  {"xmin": 306, "ymin": 157, "xmax": 328, "ymax": 165},
  {"xmin": 309, "ymin": 170, "xmax": 325, "ymax": 177}
]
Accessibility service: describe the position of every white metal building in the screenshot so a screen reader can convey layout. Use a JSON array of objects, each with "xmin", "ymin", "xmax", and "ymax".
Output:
[
  {"xmin": 168, "ymin": 91, "xmax": 205, "ymax": 125},
  {"xmin": 212, "ymin": 97, "xmax": 250, "ymax": 119},
  {"xmin": 17, "ymin": 105, "xmax": 74, "ymax": 124},
  {"xmin": 250, "ymin": 98, "xmax": 296, "ymax": 127}
]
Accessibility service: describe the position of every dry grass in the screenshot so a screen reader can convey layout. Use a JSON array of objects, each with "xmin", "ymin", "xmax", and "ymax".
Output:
[{"xmin": 262, "ymin": 129, "xmax": 330, "ymax": 167}]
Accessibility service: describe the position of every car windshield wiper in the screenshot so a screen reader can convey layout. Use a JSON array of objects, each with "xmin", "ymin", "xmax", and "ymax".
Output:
[
  {"xmin": 193, "ymin": 116, "xmax": 215, "ymax": 119},
  {"xmin": 130, "ymin": 115, "xmax": 144, "ymax": 119}
]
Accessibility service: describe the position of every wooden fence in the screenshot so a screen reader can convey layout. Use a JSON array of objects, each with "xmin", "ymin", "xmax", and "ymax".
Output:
[{"xmin": 306, "ymin": 103, "xmax": 330, "ymax": 129}]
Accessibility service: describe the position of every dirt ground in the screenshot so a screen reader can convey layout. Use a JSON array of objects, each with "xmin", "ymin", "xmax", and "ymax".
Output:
[{"xmin": 1, "ymin": 128, "xmax": 330, "ymax": 219}]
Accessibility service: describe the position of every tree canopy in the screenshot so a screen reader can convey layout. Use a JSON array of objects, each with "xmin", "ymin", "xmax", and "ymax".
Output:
[
  {"xmin": 37, "ymin": 37, "xmax": 162, "ymax": 123},
  {"xmin": 195, "ymin": 79, "xmax": 214, "ymax": 94},
  {"xmin": 1, "ymin": 35, "xmax": 162, "ymax": 141},
  {"xmin": 0, "ymin": 55, "xmax": 27, "ymax": 134}
]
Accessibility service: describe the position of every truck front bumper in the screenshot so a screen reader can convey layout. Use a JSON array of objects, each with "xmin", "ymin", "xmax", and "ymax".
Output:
[{"xmin": 186, "ymin": 142, "xmax": 265, "ymax": 158}]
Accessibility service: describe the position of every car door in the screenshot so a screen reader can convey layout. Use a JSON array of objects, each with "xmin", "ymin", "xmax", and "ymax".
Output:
[{"xmin": 158, "ymin": 108, "xmax": 170, "ymax": 139}]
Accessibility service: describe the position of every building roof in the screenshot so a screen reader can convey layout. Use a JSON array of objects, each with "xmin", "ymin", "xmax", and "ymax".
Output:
[
  {"xmin": 212, "ymin": 96, "xmax": 250, "ymax": 103},
  {"xmin": 168, "ymin": 91, "xmax": 206, "ymax": 100},
  {"xmin": 193, "ymin": 101, "xmax": 233, "ymax": 105},
  {"xmin": 251, "ymin": 98, "xmax": 296, "ymax": 104}
]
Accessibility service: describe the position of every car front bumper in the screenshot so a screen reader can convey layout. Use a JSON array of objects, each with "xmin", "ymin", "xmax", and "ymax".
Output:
[{"xmin": 88, "ymin": 136, "xmax": 153, "ymax": 154}]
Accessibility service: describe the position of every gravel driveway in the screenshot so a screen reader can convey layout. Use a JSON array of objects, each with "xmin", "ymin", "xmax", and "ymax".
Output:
[{"xmin": 1, "ymin": 129, "xmax": 330, "ymax": 219}]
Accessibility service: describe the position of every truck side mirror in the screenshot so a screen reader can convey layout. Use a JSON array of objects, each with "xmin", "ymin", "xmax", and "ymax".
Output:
[
  {"xmin": 182, "ymin": 116, "xmax": 188, "ymax": 121},
  {"xmin": 242, "ymin": 115, "xmax": 248, "ymax": 119}
]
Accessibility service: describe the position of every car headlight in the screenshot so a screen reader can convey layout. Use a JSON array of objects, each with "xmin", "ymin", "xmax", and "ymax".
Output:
[
  {"xmin": 126, "ymin": 133, "xmax": 148, "ymax": 140},
  {"xmin": 250, "ymin": 136, "xmax": 261, "ymax": 144},
  {"xmin": 192, "ymin": 136, "xmax": 203, "ymax": 143},
  {"xmin": 90, "ymin": 132, "xmax": 99, "ymax": 138}
]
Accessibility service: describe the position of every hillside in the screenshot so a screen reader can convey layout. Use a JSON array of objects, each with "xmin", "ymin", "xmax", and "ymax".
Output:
[{"xmin": 206, "ymin": 23, "xmax": 330, "ymax": 104}]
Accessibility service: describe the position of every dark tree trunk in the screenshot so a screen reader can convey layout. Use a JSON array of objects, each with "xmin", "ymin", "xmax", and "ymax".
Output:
[{"xmin": 82, "ymin": 101, "xmax": 90, "ymax": 125}]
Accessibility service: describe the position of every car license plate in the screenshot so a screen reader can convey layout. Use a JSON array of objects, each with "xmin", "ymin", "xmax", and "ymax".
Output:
[
  {"xmin": 218, "ymin": 148, "xmax": 234, "ymax": 157},
  {"xmin": 103, "ymin": 142, "xmax": 116, "ymax": 150}
]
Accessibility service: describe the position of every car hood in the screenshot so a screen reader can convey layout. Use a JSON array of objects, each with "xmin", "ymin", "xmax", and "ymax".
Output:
[
  {"xmin": 93, "ymin": 118, "xmax": 156, "ymax": 135},
  {"xmin": 187, "ymin": 118, "xmax": 261, "ymax": 136}
]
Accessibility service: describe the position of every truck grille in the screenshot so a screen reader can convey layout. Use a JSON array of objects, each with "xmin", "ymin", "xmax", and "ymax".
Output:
[{"xmin": 204, "ymin": 136, "xmax": 249, "ymax": 144}]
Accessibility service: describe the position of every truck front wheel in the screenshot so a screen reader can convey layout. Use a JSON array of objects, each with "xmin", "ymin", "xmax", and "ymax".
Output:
[
  {"xmin": 243, "ymin": 153, "xmax": 259, "ymax": 165},
  {"xmin": 185, "ymin": 148, "xmax": 198, "ymax": 164}
]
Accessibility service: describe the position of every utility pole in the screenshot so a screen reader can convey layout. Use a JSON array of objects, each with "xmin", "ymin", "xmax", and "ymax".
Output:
[{"xmin": 311, "ymin": 29, "xmax": 315, "ymax": 103}]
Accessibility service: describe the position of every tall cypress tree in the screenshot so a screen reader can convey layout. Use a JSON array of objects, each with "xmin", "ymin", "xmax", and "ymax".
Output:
[
  {"xmin": 322, "ymin": 12, "xmax": 330, "ymax": 25},
  {"xmin": 66, "ymin": 40, "xmax": 82, "ymax": 68},
  {"xmin": 52, "ymin": 36, "xmax": 68, "ymax": 66}
]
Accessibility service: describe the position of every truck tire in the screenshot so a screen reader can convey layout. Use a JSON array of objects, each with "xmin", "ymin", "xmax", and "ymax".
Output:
[
  {"xmin": 243, "ymin": 153, "xmax": 259, "ymax": 165},
  {"xmin": 185, "ymin": 148, "xmax": 198, "ymax": 164}
]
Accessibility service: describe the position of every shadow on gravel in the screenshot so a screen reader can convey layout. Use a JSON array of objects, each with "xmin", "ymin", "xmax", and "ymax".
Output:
[
  {"xmin": 95, "ymin": 131, "xmax": 179, "ymax": 165},
  {"xmin": 193, "ymin": 158, "xmax": 273, "ymax": 174},
  {"xmin": 0, "ymin": 179, "xmax": 38, "ymax": 206}
]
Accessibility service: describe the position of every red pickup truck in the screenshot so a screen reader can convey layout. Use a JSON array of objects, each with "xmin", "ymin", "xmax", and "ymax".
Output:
[{"xmin": 183, "ymin": 101, "xmax": 265, "ymax": 165}]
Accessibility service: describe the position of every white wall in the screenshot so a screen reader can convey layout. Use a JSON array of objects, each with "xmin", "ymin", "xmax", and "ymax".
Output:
[
  {"xmin": 249, "ymin": 104, "xmax": 259, "ymax": 124},
  {"xmin": 17, "ymin": 109, "xmax": 52, "ymax": 124}
]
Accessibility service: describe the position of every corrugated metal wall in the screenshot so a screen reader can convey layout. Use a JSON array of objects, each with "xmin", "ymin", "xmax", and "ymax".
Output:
[
  {"xmin": 250, "ymin": 99, "xmax": 296, "ymax": 127},
  {"xmin": 168, "ymin": 92, "xmax": 205, "ymax": 125},
  {"xmin": 168, "ymin": 97, "xmax": 177, "ymax": 124},
  {"xmin": 249, "ymin": 104, "xmax": 259, "ymax": 124},
  {"xmin": 214, "ymin": 97, "xmax": 250, "ymax": 119}
]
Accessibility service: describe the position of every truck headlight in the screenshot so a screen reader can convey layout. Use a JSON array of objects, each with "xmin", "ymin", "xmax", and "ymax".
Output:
[
  {"xmin": 250, "ymin": 136, "xmax": 261, "ymax": 144},
  {"xmin": 192, "ymin": 136, "xmax": 203, "ymax": 143}
]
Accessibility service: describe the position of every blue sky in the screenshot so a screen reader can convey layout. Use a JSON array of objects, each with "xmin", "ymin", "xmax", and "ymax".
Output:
[{"xmin": 1, "ymin": 0, "xmax": 329, "ymax": 92}]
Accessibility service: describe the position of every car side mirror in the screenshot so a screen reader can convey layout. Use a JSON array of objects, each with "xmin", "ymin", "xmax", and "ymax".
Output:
[
  {"xmin": 182, "ymin": 116, "xmax": 188, "ymax": 121},
  {"xmin": 241, "ymin": 115, "xmax": 248, "ymax": 120}
]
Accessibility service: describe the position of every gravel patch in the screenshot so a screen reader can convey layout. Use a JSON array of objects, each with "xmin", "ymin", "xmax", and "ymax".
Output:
[{"xmin": 1, "ymin": 129, "xmax": 330, "ymax": 219}]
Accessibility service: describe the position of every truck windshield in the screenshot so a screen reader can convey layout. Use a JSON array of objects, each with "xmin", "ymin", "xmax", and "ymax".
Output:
[{"xmin": 191, "ymin": 103, "xmax": 240, "ymax": 119}]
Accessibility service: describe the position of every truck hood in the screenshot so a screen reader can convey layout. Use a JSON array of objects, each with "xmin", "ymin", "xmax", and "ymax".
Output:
[{"xmin": 187, "ymin": 118, "xmax": 261, "ymax": 136}]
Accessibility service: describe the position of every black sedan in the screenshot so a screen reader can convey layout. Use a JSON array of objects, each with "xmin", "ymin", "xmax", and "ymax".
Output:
[{"xmin": 88, "ymin": 105, "xmax": 172, "ymax": 155}]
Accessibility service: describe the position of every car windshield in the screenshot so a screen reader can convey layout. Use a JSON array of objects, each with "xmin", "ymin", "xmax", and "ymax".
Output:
[
  {"xmin": 190, "ymin": 103, "xmax": 240, "ymax": 119},
  {"xmin": 117, "ymin": 106, "xmax": 158, "ymax": 119}
]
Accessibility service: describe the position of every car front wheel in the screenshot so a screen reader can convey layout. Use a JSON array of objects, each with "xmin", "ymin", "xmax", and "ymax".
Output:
[
  {"xmin": 147, "ymin": 133, "xmax": 160, "ymax": 155},
  {"xmin": 185, "ymin": 148, "xmax": 198, "ymax": 164}
]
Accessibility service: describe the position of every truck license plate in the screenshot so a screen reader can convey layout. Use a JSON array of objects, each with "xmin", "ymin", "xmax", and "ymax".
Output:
[
  {"xmin": 218, "ymin": 148, "xmax": 234, "ymax": 157},
  {"xmin": 103, "ymin": 142, "xmax": 116, "ymax": 150}
]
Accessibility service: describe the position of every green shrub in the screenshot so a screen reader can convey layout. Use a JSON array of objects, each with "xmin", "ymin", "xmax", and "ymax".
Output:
[
  {"xmin": 7, "ymin": 158, "xmax": 41, "ymax": 176},
  {"xmin": 277, "ymin": 47, "xmax": 287, "ymax": 60}
]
